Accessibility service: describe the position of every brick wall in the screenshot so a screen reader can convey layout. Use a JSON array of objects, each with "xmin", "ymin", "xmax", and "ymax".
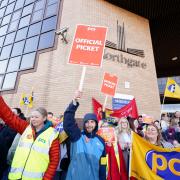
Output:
[{"xmin": 3, "ymin": 0, "xmax": 161, "ymax": 119}]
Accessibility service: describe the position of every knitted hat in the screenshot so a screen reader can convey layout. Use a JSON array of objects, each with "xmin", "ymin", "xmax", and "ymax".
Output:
[{"xmin": 83, "ymin": 113, "xmax": 98, "ymax": 123}]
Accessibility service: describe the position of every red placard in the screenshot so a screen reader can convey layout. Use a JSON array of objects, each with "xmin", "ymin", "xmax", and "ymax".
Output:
[
  {"xmin": 97, "ymin": 127, "xmax": 116, "ymax": 143},
  {"xmin": 101, "ymin": 72, "xmax": 118, "ymax": 96},
  {"xmin": 69, "ymin": 24, "xmax": 107, "ymax": 67}
]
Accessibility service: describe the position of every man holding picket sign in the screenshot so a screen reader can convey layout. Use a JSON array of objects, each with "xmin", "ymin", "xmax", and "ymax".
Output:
[{"xmin": 64, "ymin": 24, "xmax": 108, "ymax": 180}]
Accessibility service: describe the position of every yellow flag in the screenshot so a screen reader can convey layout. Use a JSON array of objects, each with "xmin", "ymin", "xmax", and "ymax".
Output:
[
  {"xmin": 130, "ymin": 132, "xmax": 180, "ymax": 180},
  {"xmin": 20, "ymin": 93, "xmax": 28, "ymax": 106},
  {"xmin": 164, "ymin": 78, "xmax": 180, "ymax": 99},
  {"xmin": 28, "ymin": 91, "xmax": 34, "ymax": 108}
]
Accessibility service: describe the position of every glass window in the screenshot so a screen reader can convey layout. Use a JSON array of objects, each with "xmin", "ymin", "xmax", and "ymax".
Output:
[
  {"xmin": 25, "ymin": 0, "xmax": 35, "ymax": 6},
  {"xmin": 0, "ymin": 45, "xmax": 12, "ymax": 60},
  {"xmin": 2, "ymin": 72, "xmax": 17, "ymax": 90},
  {"xmin": 11, "ymin": 9, "xmax": 22, "ymax": 21},
  {"xmin": 24, "ymin": 36, "xmax": 39, "ymax": 53},
  {"xmin": 15, "ymin": 27, "xmax": 28, "ymax": 41},
  {"xmin": 38, "ymin": 30, "xmax": 55, "ymax": 50},
  {"xmin": 0, "ymin": 0, "xmax": 8, "ymax": 8},
  {"xmin": 0, "ymin": 60, "xmax": 8, "ymax": 74},
  {"xmin": 8, "ymin": 20, "xmax": 19, "ymax": 32},
  {"xmin": 34, "ymin": 0, "xmax": 45, "ymax": 11},
  {"xmin": 0, "ymin": 7, "xmax": 5, "ymax": 18},
  {"xmin": 22, "ymin": 3, "xmax": 33, "ymax": 17},
  {"xmin": 9, "ymin": 0, "xmax": 16, "ymax": 3},
  {"xmin": 11, "ymin": 40, "xmax": 25, "ymax": 57},
  {"xmin": 5, "ymin": 2, "xmax": 15, "ymax": 15},
  {"xmin": 20, "ymin": 52, "xmax": 36, "ymax": 70},
  {"xmin": 14, "ymin": 0, "xmax": 25, "ymax": 11},
  {"xmin": 7, "ymin": 56, "xmax": 21, "ymax": 72},
  {"xmin": 28, "ymin": 21, "xmax": 42, "ymax": 37},
  {"xmin": 19, "ymin": 15, "xmax": 31, "ymax": 29},
  {"xmin": 41, "ymin": 16, "xmax": 57, "ymax": 33},
  {"xmin": 0, "ymin": 75, "xmax": 3, "ymax": 88},
  {"xmin": 31, "ymin": 9, "xmax": 43, "ymax": 23},
  {"xmin": 47, "ymin": 0, "xmax": 58, "ymax": 5},
  {"xmin": 0, "ymin": 36, "xmax": 5, "ymax": 47},
  {"xmin": 0, "ymin": 25, "xmax": 8, "ymax": 36},
  {"xmin": 4, "ymin": 32, "xmax": 16, "ymax": 45},
  {"xmin": 1, "ymin": 14, "xmax": 11, "ymax": 26},
  {"xmin": 45, "ymin": 3, "xmax": 57, "ymax": 18}
]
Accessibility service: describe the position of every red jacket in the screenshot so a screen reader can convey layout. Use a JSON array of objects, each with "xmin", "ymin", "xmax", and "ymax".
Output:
[{"xmin": 0, "ymin": 96, "xmax": 60, "ymax": 180}]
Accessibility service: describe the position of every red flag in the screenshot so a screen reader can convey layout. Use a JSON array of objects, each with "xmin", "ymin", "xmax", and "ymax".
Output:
[
  {"xmin": 92, "ymin": 98, "xmax": 138, "ymax": 121},
  {"xmin": 92, "ymin": 98, "xmax": 113, "ymax": 121},
  {"xmin": 118, "ymin": 144, "xmax": 128, "ymax": 180},
  {"xmin": 106, "ymin": 144, "xmax": 128, "ymax": 180},
  {"xmin": 111, "ymin": 98, "xmax": 138, "ymax": 119},
  {"xmin": 106, "ymin": 145, "xmax": 120, "ymax": 180}
]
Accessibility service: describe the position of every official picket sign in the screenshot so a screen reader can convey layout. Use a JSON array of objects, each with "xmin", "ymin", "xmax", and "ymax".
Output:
[
  {"xmin": 69, "ymin": 24, "xmax": 107, "ymax": 66},
  {"xmin": 101, "ymin": 72, "xmax": 118, "ymax": 96}
]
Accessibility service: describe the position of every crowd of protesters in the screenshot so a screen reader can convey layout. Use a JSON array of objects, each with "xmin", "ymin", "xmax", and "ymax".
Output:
[{"xmin": 0, "ymin": 92, "xmax": 179, "ymax": 180}]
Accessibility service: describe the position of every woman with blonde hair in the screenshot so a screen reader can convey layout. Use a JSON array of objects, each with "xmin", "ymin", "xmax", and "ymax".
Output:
[{"xmin": 116, "ymin": 117, "xmax": 131, "ymax": 174}]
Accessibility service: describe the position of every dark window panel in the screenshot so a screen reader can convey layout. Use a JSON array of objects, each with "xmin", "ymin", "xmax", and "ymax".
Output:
[
  {"xmin": 22, "ymin": 3, "xmax": 33, "ymax": 17},
  {"xmin": 11, "ymin": 40, "xmax": 25, "ymax": 57},
  {"xmin": 0, "ymin": 0, "xmax": 8, "ymax": 8},
  {"xmin": 0, "ymin": 59, "xmax": 8, "ymax": 74},
  {"xmin": 24, "ymin": 36, "xmax": 39, "ymax": 53},
  {"xmin": 20, "ymin": 52, "xmax": 36, "ymax": 70},
  {"xmin": 41, "ymin": 16, "xmax": 57, "ymax": 33},
  {"xmin": 5, "ymin": 2, "xmax": 15, "ymax": 15},
  {"xmin": 8, "ymin": 20, "xmax": 19, "ymax": 32},
  {"xmin": 11, "ymin": 9, "xmax": 22, "ymax": 21},
  {"xmin": 0, "ymin": 75, "xmax": 3, "ymax": 89},
  {"xmin": 15, "ymin": 27, "xmax": 28, "ymax": 42},
  {"xmin": 14, "ymin": 0, "xmax": 25, "ymax": 11},
  {"xmin": 31, "ymin": 9, "xmax": 43, "ymax": 23},
  {"xmin": 0, "ymin": 44, "xmax": 12, "ymax": 60},
  {"xmin": 7, "ymin": 56, "xmax": 21, "ymax": 72},
  {"xmin": 25, "ymin": 0, "xmax": 35, "ymax": 6},
  {"xmin": 0, "ymin": 7, "xmax": 5, "ymax": 18},
  {"xmin": 38, "ymin": 30, "xmax": 55, "ymax": 50},
  {"xmin": 18, "ymin": 15, "xmax": 31, "ymax": 29},
  {"xmin": 0, "ymin": 36, "xmax": 5, "ymax": 47},
  {"xmin": 2, "ymin": 14, "xmax": 11, "ymax": 26},
  {"xmin": 45, "ymin": 3, "xmax": 57, "ymax": 18},
  {"xmin": 0, "ymin": 25, "xmax": 8, "ymax": 36},
  {"xmin": 34, "ymin": 0, "xmax": 46, "ymax": 11},
  {"xmin": 47, "ymin": 0, "xmax": 58, "ymax": 6},
  {"xmin": 4, "ymin": 32, "xmax": 16, "ymax": 45},
  {"xmin": 28, "ymin": 21, "xmax": 42, "ymax": 37},
  {"xmin": 2, "ymin": 72, "xmax": 17, "ymax": 90}
]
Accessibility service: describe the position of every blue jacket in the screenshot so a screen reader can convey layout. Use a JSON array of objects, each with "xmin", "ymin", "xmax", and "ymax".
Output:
[{"xmin": 63, "ymin": 101, "xmax": 106, "ymax": 180}]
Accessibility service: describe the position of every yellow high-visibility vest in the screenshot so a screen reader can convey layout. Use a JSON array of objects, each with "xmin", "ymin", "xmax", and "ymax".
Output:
[{"xmin": 9, "ymin": 125, "xmax": 59, "ymax": 180}]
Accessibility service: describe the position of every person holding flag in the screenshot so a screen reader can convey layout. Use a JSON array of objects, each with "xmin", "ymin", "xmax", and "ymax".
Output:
[
  {"xmin": 0, "ymin": 95, "xmax": 60, "ymax": 180},
  {"xmin": 63, "ymin": 90, "xmax": 107, "ymax": 180}
]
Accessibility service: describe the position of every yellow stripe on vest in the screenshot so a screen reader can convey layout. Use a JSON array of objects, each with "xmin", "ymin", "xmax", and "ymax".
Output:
[{"xmin": 101, "ymin": 157, "xmax": 107, "ymax": 165}]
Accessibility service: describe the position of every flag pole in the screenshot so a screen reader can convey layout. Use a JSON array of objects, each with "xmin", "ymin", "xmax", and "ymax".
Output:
[
  {"xmin": 79, "ymin": 66, "xmax": 86, "ymax": 91},
  {"xmin": 129, "ymin": 132, "xmax": 133, "ymax": 179},
  {"xmin": 103, "ymin": 95, "xmax": 108, "ymax": 112},
  {"xmin": 25, "ymin": 105, "xmax": 29, "ymax": 117}
]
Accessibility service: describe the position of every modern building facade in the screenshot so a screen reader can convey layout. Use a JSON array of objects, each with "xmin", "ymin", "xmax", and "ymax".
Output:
[{"xmin": 0, "ymin": 0, "xmax": 161, "ymax": 118}]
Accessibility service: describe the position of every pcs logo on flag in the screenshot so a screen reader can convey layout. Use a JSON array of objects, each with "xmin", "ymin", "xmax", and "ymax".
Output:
[
  {"xmin": 167, "ymin": 84, "xmax": 176, "ymax": 93},
  {"xmin": 145, "ymin": 150, "xmax": 180, "ymax": 180}
]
